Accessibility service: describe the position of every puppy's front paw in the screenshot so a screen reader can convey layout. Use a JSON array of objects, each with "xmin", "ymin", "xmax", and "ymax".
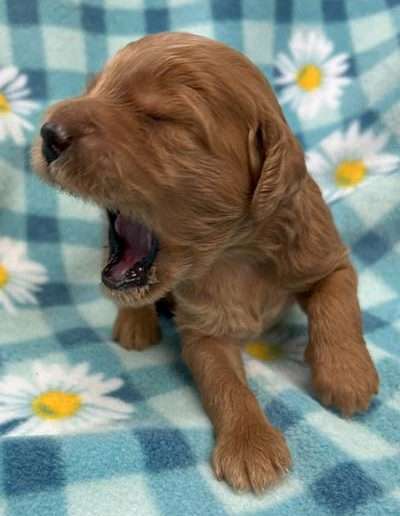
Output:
[
  {"xmin": 112, "ymin": 307, "xmax": 161, "ymax": 351},
  {"xmin": 212, "ymin": 421, "xmax": 291, "ymax": 493},
  {"xmin": 308, "ymin": 344, "xmax": 379, "ymax": 416}
]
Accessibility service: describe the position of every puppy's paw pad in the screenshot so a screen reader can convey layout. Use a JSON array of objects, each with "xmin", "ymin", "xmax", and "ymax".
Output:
[
  {"xmin": 212, "ymin": 423, "xmax": 291, "ymax": 493},
  {"xmin": 113, "ymin": 309, "xmax": 161, "ymax": 351}
]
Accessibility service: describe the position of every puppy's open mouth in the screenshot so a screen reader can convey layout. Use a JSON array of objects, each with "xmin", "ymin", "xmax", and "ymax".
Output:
[{"xmin": 102, "ymin": 211, "xmax": 159, "ymax": 290}]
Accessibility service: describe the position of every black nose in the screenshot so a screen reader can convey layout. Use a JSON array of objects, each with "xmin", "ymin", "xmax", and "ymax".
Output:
[{"xmin": 40, "ymin": 122, "xmax": 71, "ymax": 164}]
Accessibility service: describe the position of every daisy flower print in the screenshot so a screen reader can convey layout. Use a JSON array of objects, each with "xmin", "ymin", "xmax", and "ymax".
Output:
[
  {"xmin": 275, "ymin": 30, "xmax": 350, "ymax": 119},
  {"xmin": 0, "ymin": 237, "xmax": 48, "ymax": 314},
  {"xmin": 0, "ymin": 66, "xmax": 39, "ymax": 144},
  {"xmin": 244, "ymin": 326, "xmax": 309, "ymax": 394},
  {"xmin": 307, "ymin": 122, "xmax": 400, "ymax": 202},
  {"xmin": 0, "ymin": 362, "xmax": 134, "ymax": 436},
  {"xmin": 245, "ymin": 324, "xmax": 306, "ymax": 365}
]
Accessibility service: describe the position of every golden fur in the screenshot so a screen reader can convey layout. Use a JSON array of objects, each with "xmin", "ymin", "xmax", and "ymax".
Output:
[{"xmin": 32, "ymin": 33, "xmax": 379, "ymax": 492}]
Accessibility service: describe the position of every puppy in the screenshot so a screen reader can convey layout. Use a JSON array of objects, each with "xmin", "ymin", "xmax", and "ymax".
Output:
[{"xmin": 32, "ymin": 32, "xmax": 379, "ymax": 492}]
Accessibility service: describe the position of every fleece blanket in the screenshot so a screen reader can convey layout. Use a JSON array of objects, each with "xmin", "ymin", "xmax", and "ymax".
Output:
[{"xmin": 0, "ymin": 1, "xmax": 399, "ymax": 515}]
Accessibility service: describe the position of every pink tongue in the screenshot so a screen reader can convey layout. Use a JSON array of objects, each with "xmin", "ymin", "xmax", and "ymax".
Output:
[{"xmin": 110, "ymin": 215, "xmax": 152, "ymax": 279}]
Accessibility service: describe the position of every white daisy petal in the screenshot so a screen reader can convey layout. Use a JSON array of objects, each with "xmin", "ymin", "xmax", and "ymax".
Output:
[
  {"xmin": 279, "ymin": 85, "xmax": 300, "ymax": 104},
  {"xmin": 312, "ymin": 180, "xmax": 338, "ymax": 203},
  {"xmin": 5, "ymin": 115, "xmax": 25, "ymax": 144},
  {"xmin": 320, "ymin": 130, "xmax": 345, "ymax": 161},
  {"xmin": 306, "ymin": 167, "xmax": 334, "ymax": 199},
  {"xmin": 32, "ymin": 362, "xmax": 65, "ymax": 391},
  {"xmin": 7, "ymin": 417, "xmax": 46, "ymax": 437},
  {"xmin": 81, "ymin": 405, "xmax": 131, "ymax": 422},
  {"xmin": 346, "ymin": 121, "xmax": 361, "ymax": 142},
  {"xmin": 302, "ymin": 31, "xmax": 330, "ymax": 62},
  {"xmin": 321, "ymin": 85, "xmax": 342, "ymax": 105},
  {"xmin": 0, "ymin": 239, "xmax": 26, "ymax": 262},
  {"xmin": 291, "ymin": 90, "xmax": 304, "ymax": 111},
  {"xmin": 363, "ymin": 132, "xmax": 389, "ymax": 156},
  {"xmin": 4, "ymin": 73, "xmax": 27, "ymax": 94},
  {"xmin": 0, "ymin": 120, "xmax": 6, "ymax": 141},
  {"xmin": 57, "ymin": 419, "xmax": 84, "ymax": 433},
  {"xmin": 73, "ymin": 410, "xmax": 114, "ymax": 427},
  {"xmin": 7, "ymin": 88, "xmax": 31, "ymax": 101},
  {"xmin": 0, "ymin": 396, "xmax": 30, "ymax": 408},
  {"xmin": 298, "ymin": 92, "xmax": 322, "ymax": 119},
  {"xmin": 67, "ymin": 362, "xmax": 91, "ymax": 386},
  {"xmin": 10, "ymin": 259, "xmax": 47, "ymax": 274},
  {"xmin": 10, "ymin": 100, "xmax": 39, "ymax": 115},
  {"xmin": 0, "ymin": 407, "xmax": 30, "ymax": 424},
  {"xmin": 324, "ymin": 53, "xmax": 349, "ymax": 75},
  {"xmin": 366, "ymin": 154, "xmax": 400, "ymax": 174},
  {"xmin": 275, "ymin": 73, "xmax": 296, "ymax": 86},
  {"xmin": 57, "ymin": 421, "xmax": 87, "ymax": 434},
  {"xmin": 306, "ymin": 151, "xmax": 330, "ymax": 177},
  {"xmin": 314, "ymin": 32, "xmax": 334, "ymax": 62},
  {"xmin": 318, "ymin": 40, "xmax": 334, "ymax": 62},
  {"xmin": 320, "ymin": 83, "xmax": 343, "ymax": 107},
  {"xmin": 6, "ymin": 284, "xmax": 37, "ymax": 304},
  {"xmin": 0, "ymin": 290, "xmax": 17, "ymax": 314},
  {"xmin": 87, "ymin": 378, "xmax": 124, "ymax": 396},
  {"xmin": 276, "ymin": 53, "xmax": 297, "ymax": 74},
  {"xmin": 85, "ymin": 395, "xmax": 134, "ymax": 414},
  {"xmin": 10, "ymin": 264, "xmax": 46, "ymax": 277},
  {"xmin": 41, "ymin": 364, "xmax": 66, "ymax": 388},
  {"xmin": 304, "ymin": 32, "xmax": 316, "ymax": 60},
  {"xmin": 36, "ymin": 421, "xmax": 70, "ymax": 436},
  {"xmin": 0, "ymin": 376, "xmax": 38, "ymax": 397},
  {"xmin": 297, "ymin": 99, "xmax": 310, "ymax": 119},
  {"xmin": 290, "ymin": 30, "xmax": 307, "ymax": 62},
  {"xmin": 359, "ymin": 128, "xmax": 378, "ymax": 146},
  {"xmin": 12, "ymin": 112, "xmax": 34, "ymax": 131},
  {"xmin": 328, "ymin": 77, "xmax": 351, "ymax": 88},
  {"xmin": 333, "ymin": 186, "xmax": 357, "ymax": 202},
  {"xmin": 12, "ymin": 276, "xmax": 47, "ymax": 289},
  {"xmin": 0, "ymin": 66, "xmax": 18, "ymax": 89},
  {"xmin": 325, "ymin": 96, "xmax": 340, "ymax": 110},
  {"xmin": 13, "ymin": 270, "xmax": 48, "ymax": 283}
]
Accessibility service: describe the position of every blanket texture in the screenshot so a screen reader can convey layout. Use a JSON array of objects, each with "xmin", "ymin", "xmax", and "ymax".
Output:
[{"xmin": 0, "ymin": 1, "xmax": 399, "ymax": 515}]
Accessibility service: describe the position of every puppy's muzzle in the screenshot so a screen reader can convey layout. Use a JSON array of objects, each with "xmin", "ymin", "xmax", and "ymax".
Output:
[{"xmin": 40, "ymin": 122, "xmax": 71, "ymax": 164}]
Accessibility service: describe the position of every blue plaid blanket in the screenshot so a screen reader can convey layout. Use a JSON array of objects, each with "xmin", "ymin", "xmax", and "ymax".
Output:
[{"xmin": 1, "ymin": 1, "xmax": 400, "ymax": 515}]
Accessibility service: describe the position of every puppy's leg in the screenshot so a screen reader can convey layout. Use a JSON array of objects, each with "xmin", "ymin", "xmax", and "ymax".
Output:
[
  {"xmin": 182, "ymin": 334, "xmax": 291, "ymax": 492},
  {"xmin": 113, "ymin": 305, "xmax": 161, "ymax": 351},
  {"xmin": 299, "ymin": 263, "xmax": 379, "ymax": 416}
]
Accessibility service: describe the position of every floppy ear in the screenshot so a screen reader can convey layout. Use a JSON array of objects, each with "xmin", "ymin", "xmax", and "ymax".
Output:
[{"xmin": 249, "ymin": 116, "xmax": 307, "ymax": 221}]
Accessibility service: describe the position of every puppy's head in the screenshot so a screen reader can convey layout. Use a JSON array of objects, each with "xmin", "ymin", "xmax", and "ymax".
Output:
[{"xmin": 32, "ymin": 32, "xmax": 306, "ymax": 307}]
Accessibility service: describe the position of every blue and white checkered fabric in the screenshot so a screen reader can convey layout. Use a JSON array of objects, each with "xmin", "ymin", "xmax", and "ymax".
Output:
[{"xmin": 0, "ymin": 1, "xmax": 399, "ymax": 515}]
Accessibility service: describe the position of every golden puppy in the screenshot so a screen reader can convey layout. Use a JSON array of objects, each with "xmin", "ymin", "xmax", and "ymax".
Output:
[{"xmin": 32, "ymin": 32, "xmax": 379, "ymax": 492}]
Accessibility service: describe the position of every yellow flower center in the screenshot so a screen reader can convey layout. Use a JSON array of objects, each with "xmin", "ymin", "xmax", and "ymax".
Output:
[
  {"xmin": 335, "ymin": 159, "xmax": 366, "ymax": 187},
  {"xmin": 296, "ymin": 64, "xmax": 323, "ymax": 91},
  {"xmin": 0, "ymin": 93, "xmax": 11, "ymax": 114},
  {"xmin": 32, "ymin": 391, "xmax": 82, "ymax": 420},
  {"xmin": 245, "ymin": 340, "xmax": 282, "ymax": 361},
  {"xmin": 0, "ymin": 264, "xmax": 9, "ymax": 288}
]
